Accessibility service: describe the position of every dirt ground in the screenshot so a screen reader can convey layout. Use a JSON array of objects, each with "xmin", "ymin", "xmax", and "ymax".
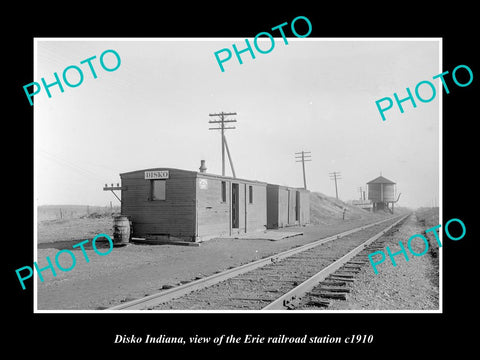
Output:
[
  {"xmin": 38, "ymin": 216, "xmax": 114, "ymax": 244},
  {"xmin": 36, "ymin": 212, "xmax": 394, "ymax": 310}
]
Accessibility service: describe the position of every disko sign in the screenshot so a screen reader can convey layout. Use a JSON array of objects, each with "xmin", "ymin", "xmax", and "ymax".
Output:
[{"xmin": 144, "ymin": 170, "xmax": 169, "ymax": 180}]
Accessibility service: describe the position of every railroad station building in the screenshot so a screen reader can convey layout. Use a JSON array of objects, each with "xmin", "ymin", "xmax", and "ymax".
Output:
[{"xmin": 117, "ymin": 164, "xmax": 310, "ymax": 243}]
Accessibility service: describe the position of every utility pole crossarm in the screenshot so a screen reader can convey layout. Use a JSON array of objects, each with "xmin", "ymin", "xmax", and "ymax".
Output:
[
  {"xmin": 209, "ymin": 112, "xmax": 237, "ymax": 117},
  {"xmin": 295, "ymin": 150, "xmax": 311, "ymax": 190},
  {"xmin": 208, "ymin": 111, "xmax": 238, "ymax": 178},
  {"xmin": 103, "ymin": 183, "xmax": 124, "ymax": 203}
]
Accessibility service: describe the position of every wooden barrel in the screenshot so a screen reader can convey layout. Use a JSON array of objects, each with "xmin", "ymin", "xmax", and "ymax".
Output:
[{"xmin": 113, "ymin": 215, "xmax": 130, "ymax": 245}]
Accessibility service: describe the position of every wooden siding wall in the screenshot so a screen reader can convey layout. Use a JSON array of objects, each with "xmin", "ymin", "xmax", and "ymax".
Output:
[
  {"xmin": 266, "ymin": 186, "xmax": 279, "ymax": 228},
  {"xmin": 368, "ymin": 184, "xmax": 379, "ymax": 201},
  {"xmin": 267, "ymin": 186, "xmax": 310, "ymax": 229},
  {"xmin": 121, "ymin": 170, "xmax": 197, "ymax": 239},
  {"xmin": 196, "ymin": 178, "xmax": 231, "ymax": 239},
  {"xmin": 382, "ymin": 184, "xmax": 395, "ymax": 201},
  {"xmin": 298, "ymin": 190, "xmax": 310, "ymax": 225},
  {"xmin": 196, "ymin": 178, "xmax": 267, "ymax": 240},
  {"xmin": 287, "ymin": 189, "xmax": 297, "ymax": 225},
  {"xmin": 246, "ymin": 183, "xmax": 267, "ymax": 233},
  {"xmin": 278, "ymin": 188, "xmax": 289, "ymax": 228},
  {"xmin": 368, "ymin": 183, "xmax": 395, "ymax": 202},
  {"xmin": 236, "ymin": 183, "xmax": 246, "ymax": 235}
]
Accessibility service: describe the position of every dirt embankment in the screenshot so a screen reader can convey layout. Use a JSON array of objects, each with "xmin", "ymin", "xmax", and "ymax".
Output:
[{"xmin": 310, "ymin": 192, "xmax": 390, "ymax": 225}]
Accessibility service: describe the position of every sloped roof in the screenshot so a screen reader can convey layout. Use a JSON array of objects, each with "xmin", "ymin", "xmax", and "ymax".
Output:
[
  {"xmin": 119, "ymin": 167, "xmax": 268, "ymax": 185},
  {"xmin": 367, "ymin": 175, "xmax": 395, "ymax": 184},
  {"xmin": 120, "ymin": 167, "xmax": 196, "ymax": 177}
]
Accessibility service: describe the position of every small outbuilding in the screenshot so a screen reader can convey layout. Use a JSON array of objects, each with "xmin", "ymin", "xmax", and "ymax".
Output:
[{"xmin": 266, "ymin": 184, "xmax": 310, "ymax": 229}]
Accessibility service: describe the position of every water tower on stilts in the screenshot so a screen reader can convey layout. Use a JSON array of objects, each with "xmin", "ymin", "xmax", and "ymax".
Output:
[{"xmin": 367, "ymin": 175, "xmax": 401, "ymax": 213}]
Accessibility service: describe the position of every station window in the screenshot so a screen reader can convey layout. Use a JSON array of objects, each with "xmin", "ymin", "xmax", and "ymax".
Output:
[
  {"xmin": 221, "ymin": 181, "xmax": 227, "ymax": 202},
  {"xmin": 249, "ymin": 185, "xmax": 253, "ymax": 204},
  {"xmin": 150, "ymin": 180, "xmax": 166, "ymax": 200}
]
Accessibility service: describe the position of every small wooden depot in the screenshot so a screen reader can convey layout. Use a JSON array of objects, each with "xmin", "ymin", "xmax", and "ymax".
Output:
[{"xmin": 108, "ymin": 162, "xmax": 310, "ymax": 243}]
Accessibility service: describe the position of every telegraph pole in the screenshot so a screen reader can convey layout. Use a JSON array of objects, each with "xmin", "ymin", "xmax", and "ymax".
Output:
[
  {"xmin": 358, "ymin": 186, "xmax": 364, "ymax": 201},
  {"xmin": 209, "ymin": 112, "xmax": 237, "ymax": 177},
  {"xmin": 329, "ymin": 171, "xmax": 342, "ymax": 200},
  {"xmin": 295, "ymin": 151, "xmax": 311, "ymax": 189}
]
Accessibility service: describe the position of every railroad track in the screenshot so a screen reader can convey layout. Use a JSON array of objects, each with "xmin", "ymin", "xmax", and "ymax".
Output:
[
  {"xmin": 107, "ymin": 213, "xmax": 410, "ymax": 311},
  {"xmin": 264, "ymin": 213, "xmax": 409, "ymax": 310}
]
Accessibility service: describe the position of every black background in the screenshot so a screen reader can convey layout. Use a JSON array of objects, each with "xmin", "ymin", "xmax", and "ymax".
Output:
[{"xmin": 5, "ymin": 3, "xmax": 475, "ymax": 355}]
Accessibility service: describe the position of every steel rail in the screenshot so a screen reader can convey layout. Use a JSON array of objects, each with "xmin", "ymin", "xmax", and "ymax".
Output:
[
  {"xmin": 107, "ymin": 214, "xmax": 407, "ymax": 310},
  {"xmin": 262, "ymin": 213, "xmax": 411, "ymax": 310}
]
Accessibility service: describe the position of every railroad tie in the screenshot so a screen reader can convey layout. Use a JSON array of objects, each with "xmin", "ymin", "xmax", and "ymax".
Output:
[
  {"xmin": 328, "ymin": 276, "xmax": 355, "ymax": 282},
  {"xmin": 317, "ymin": 286, "xmax": 350, "ymax": 293},
  {"xmin": 368, "ymin": 242, "xmax": 386, "ymax": 248},
  {"xmin": 306, "ymin": 299, "xmax": 330, "ymax": 307},
  {"xmin": 319, "ymin": 280, "xmax": 347, "ymax": 286},
  {"xmin": 347, "ymin": 261, "xmax": 368, "ymax": 265},
  {"xmin": 333, "ymin": 272, "xmax": 355, "ymax": 278},
  {"xmin": 339, "ymin": 267, "xmax": 361, "ymax": 273},
  {"xmin": 231, "ymin": 297, "xmax": 272, "ymax": 302},
  {"xmin": 337, "ymin": 272, "xmax": 360, "ymax": 277},
  {"xmin": 310, "ymin": 291, "xmax": 347, "ymax": 300},
  {"xmin": 353, "ymin": 259, "xmax": 370, "ymax": 264},
  {"xmin": 342, "ymin": 265, "xmax": 362, "ymax": 270}
]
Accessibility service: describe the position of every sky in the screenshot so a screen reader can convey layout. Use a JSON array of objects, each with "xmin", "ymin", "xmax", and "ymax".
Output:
[{"xmin": 34, "ymin": 38, "xmax": 440, "ymax": 209}]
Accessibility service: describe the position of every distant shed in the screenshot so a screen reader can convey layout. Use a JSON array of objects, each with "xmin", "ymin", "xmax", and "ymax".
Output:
[
  {"xmin": 266, "ymin": 184, "xmax": 310, "ymax": 229},
  {"xmin": 119, "ymin": 167, "xmax": 267, "ymax": 242}
]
